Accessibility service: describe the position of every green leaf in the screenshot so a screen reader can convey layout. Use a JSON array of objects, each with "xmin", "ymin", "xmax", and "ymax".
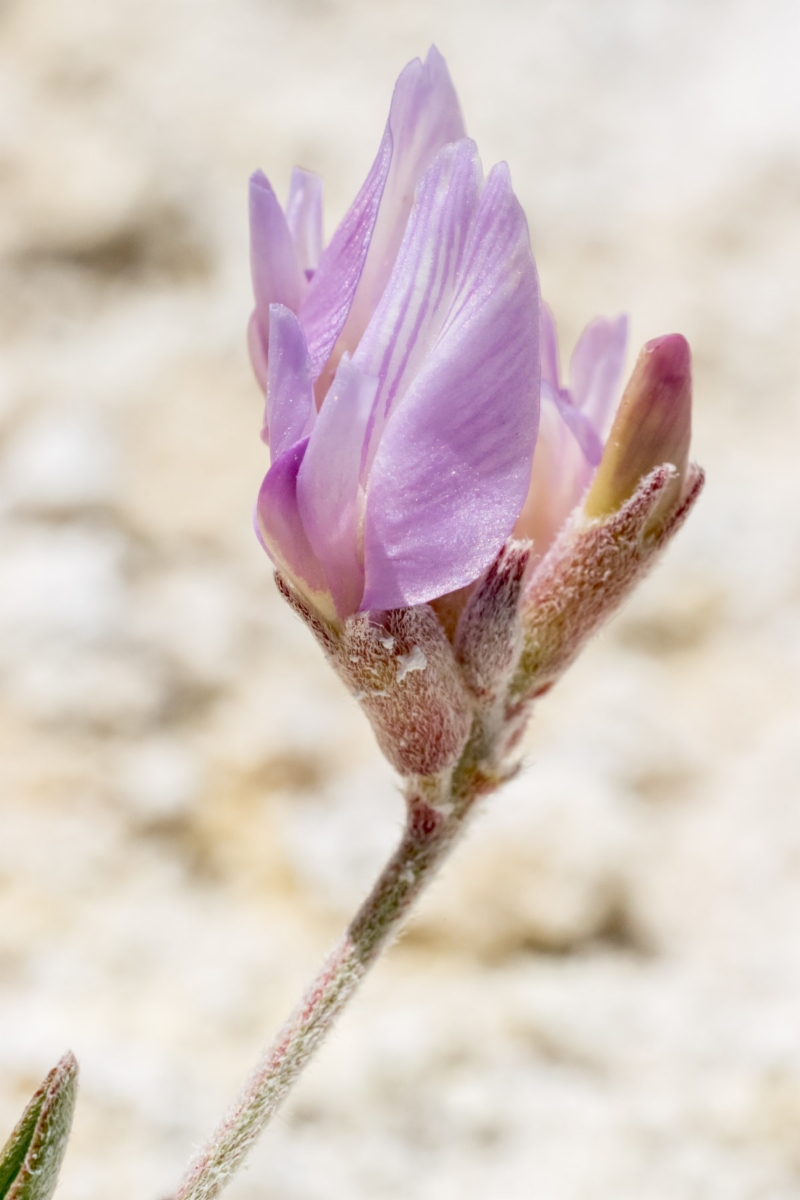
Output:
[{"xmin": 0, "ymin": 1054, "xmax": 78, "ymax": 1200}]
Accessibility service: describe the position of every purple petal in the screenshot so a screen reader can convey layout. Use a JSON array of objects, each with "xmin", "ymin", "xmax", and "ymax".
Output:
[
  {"xmin": 297, "ymin": 128, "xmax": 391, "ymax": 380},
  {"xmin": 551, "ymin": 387, "xmax": 604, "ymax": 466},
  {"xmin": 339, "ymin": 47, "xmax": 466, "ymax": 357},
  {"xmin": 299, "ymin": 46, "xmax": 465, "ymax": 382},
  {"xmin": 265, "ymin": 305, "xmax": 316, "ymax": 457},
  {"xmin": 255, "ymin": 437, "xmax": 331, "ymax": 611},
  {"xmin": 354, "ymin": 139, "xmax": 482, "ymax": 472},
  {"xmin": 248, "ymin": 311, "xmax": 269, "ymax": 392},
  {"xmin": 514, "ymin": 387, "xmax": 593, "ymax": 553},
  {"xmin": 540, "ymin": 303, "xmax": 561, "ymax": 392},
  {"xmin": 296, "ymin": 356, "xmax": 378, "ymax": 618},
  {"xmin": 361, "ymin": 162, "xmax": 540, "ymax": 611},
  {"xmin": 569, "ymin": 313, "xmax": 629, "ymax": 439},
  {"xmin": 250, "ymin": 171, "xmax": 305, "ymax": 354},
  {"xmin": 285, "ymin": 167, "xmax": 324, "ymax": 276}
]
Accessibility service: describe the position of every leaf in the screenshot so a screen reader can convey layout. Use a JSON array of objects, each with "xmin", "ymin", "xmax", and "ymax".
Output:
[{"xmin": 0, "ymin": 1054, "xmax": 78, "ymax": 1200}]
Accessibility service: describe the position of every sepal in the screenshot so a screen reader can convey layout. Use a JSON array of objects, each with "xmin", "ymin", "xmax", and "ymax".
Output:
[
  {"xmin": 275, "ymin": 573, "xmax": 472, "ymax": 777},
  {"xmin": 511, "ymin": 461, "xmax": 705, "ymax": 707},
  {"xmin": 454, "ymin": 540, "xmax": 530, "ymax": 706},
  {"xmin": 0, "ymin": 1054, "xmax": 78, "ymax": 1200}
]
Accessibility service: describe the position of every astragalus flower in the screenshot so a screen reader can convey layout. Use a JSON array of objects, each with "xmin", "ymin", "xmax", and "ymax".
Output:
[
  {"xmin": 250, "ymin": 47, "xmax": 540, "ymax": 623},
  {"xmin": 166, "ymin": 48, "xmax": 705, "ymax": 1200}
]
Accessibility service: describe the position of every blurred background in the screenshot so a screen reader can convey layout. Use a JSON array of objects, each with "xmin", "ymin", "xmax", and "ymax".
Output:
[{"xmin": 0, "ymin": 0, "xmax": 797, "ymax": 1196}]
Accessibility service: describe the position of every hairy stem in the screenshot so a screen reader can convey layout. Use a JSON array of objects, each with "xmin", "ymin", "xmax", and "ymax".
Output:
[{"xmin": 167, "ymin": 753, "xmax": 492, "ymax": 1200}]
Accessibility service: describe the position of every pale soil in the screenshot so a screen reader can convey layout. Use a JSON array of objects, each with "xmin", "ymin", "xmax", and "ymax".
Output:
[{"xmin": 0, "ymin": 1, "xmax": 798, "ymax": 1197}]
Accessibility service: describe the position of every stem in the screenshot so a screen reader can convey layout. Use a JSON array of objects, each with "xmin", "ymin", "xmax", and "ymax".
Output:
[{"xmin": 168, "ymin": 761, "xmax": 489, "ymax": 1200}]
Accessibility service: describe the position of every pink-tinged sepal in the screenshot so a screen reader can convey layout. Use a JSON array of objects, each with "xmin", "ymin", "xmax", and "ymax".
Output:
[
  {"xmin": 338, "ymin": 605, "xmax": 473, "ymax": 777},
  {"xmin": 273, "ymin": 576, "xmax": 473, "ymax": 777},
  {"xmin": 511, "ymin": 460, "xmax": 705, "ymax": 708},
  {"xmin": 454, "ymin": 540, "xmax": 530, "ymax": 707}
]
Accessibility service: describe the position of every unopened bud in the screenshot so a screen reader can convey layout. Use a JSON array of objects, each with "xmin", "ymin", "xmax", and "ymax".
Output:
[{"xmin": 584, "ymin": 333, "xmax": 692, "ymax": 532}]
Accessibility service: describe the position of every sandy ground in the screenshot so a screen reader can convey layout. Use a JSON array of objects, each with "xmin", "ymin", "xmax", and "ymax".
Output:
[{"xmin": 0, "ymin": 1, "xmax": 798, "ymax": 1196}]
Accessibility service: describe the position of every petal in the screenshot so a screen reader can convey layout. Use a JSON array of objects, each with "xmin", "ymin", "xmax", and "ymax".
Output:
[
  {"xmin": 249, "ymin": 171, "xmax": 305, "ymax": 352},
  {"xmin": 255, "ymin": 437, "xmax": 334, "ymax": 617},
  {"xmin": 299, "ymin": 46, "xmax": 465, "ymax": 382},
  {"xmin": 514, "ymin": 385, "xmax": 594, "ymax": 553},
  {"xmin": 247, "ymin": 310, "xmax": 269, "ymax": 393},
  {"xmin": 285, "ymin": 167, "xmax": 324, "ymax": 275},
  {"xmin": 353, "ymin": 139, "xmax": 482, "ymax": 471},
  {"xmin": 569, "ymin": 313, "xmax": 629, "ymax": 438},
  {"xmin": 339, "ymin": 47, "xmax": 466, "ymax": 359},
  {"xmin": 265, "ymin": 305, "xmax": 316, "ymax": 458},
  {"xmin": 297, "ymin": 127, "xmax": 392, "ymax": 379},
  {"xmin": 296, "ymin": 356, "xmax": 378, "ymax": 618},
  {"xmin": 540, "ymin": 302, "xmax": 561, "ymax": 392},
  {"xmin": 552, "ymin": 389, "xmax": 604, "ymax": 466},
  {"xmin": 361, "ymin": 162, "xmax": 540, "ymax": 611}
]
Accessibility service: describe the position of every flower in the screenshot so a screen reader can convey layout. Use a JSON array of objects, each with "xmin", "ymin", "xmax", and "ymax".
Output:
[{"xmin": 249, "ymin": 47, "xmax": 541, "ymax": 623}]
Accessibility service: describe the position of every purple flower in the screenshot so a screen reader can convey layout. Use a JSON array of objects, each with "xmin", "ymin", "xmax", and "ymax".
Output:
[{"xmin": 249, "ymin": 48, "xmax": 541, "ymax": 622}]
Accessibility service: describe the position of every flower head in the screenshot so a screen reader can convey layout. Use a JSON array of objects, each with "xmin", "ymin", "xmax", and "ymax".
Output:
[
  {"xmin": 250, "ymin": 48, "xmax": 541, "ymax": 622},
  {"xmin": 248, "ymin": 49, "xmax": 703, "ymax": 779}
]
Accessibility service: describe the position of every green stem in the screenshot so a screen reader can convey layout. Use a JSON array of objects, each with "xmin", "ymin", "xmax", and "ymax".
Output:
[{"xmin": 168, "ymin": 759, "xmax": 490, "ymax": 1200}]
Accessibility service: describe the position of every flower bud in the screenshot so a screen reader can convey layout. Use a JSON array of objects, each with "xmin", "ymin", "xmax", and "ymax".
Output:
[{"xmin": 584, "ymin": 333, "xmax": 692, "ymax": 533}]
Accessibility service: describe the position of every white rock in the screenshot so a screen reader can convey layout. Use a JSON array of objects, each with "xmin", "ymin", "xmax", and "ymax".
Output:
[
  {"xmin": 112, "ymin": 737, "xmax": 201, "ymax": 823},
  {"xmin": 0, "ymin": 412, "xmax": 118, "ymax": 514},
  {"xmin": 0, "ymin": 524, "xmax": 125, "ymax": 652}
]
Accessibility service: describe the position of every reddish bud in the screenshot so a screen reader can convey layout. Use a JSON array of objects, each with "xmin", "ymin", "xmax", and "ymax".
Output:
[{"xmin": 585, "ymin": 333, "xmax": 692, "ymax": 533}]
